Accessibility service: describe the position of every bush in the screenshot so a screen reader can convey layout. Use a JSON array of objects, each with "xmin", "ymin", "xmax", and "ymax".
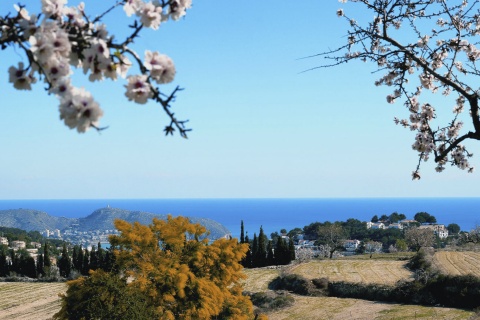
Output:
[
  {"xmin": 268, "ymin": 274, "xmax": 326, "ymax": 296},
  {"xmin": 247, "ymin": 291, "xmax": 294, "ymax": 312},
  {"xmin": 327, "ymin": 274, "xmax": 480, "ymax": 309},
  {"xmin": 406, "ymin": 248, "xmax": 433, "ymax": 272}
]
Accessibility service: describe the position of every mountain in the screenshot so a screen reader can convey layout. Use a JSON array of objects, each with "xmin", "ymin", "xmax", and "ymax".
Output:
[
  {"xmin": 0, "ymin": 207, "xmax": 231, "ymax": 240},
  {"xmin": 0, "ymin": 209, "xmax": 75, "ymax": 232}
]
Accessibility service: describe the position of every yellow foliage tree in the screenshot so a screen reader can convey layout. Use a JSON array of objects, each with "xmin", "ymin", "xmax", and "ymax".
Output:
[{"xmin": 55, "ymin": 216, "xmax": 263, "ymax": 320}]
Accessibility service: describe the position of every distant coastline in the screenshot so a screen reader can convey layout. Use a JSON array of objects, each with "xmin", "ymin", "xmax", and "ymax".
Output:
[{"xmin": 0, "ymin": 198, "xmax": 478, "ymax": 239}]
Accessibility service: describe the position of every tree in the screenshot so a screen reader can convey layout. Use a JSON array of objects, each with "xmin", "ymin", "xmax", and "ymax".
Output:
[
  {"xmin": 322, "ymin": 0, "xmax": 480, "ymax": 177},
  {"xmin": 16, "ymin": 249, "xmax": 37, "ymax": 278},
  {"xmin": 266, "ymin": 240, "xmax": 275, "ymax": 266},
  {"xmin": 395, "ymin": 239, "xmax": 408, "ymax": 252},
  {"xmin": 55, "ymin": 216, "xmax": 257, "ymax": 320},
  {"xmin": 447, "ymin": 223, "xmax": 461, "ymax": 234},
  {"xmin": 240, "ymin": 220, "xmax": 245, "ymax": 244},
  {"xmin": 1, "ymin": 1, "xmax": 192, "ymax": 136},
  {"xmin": 254, "ymin": 226, "xmax": 267, "ymax": 267},
  {"xmin": 405, "ymin": 227, "xmax": 436, "ymax": 251},
  {"xmin": 389, "ymin": 212, "xmax": 406, "ymax": 223},
  {"xmin": 243, "ymin": 234, "xmax": 252, "ymax": 268},
  {"xmin": 0, "ymin": 247, "xmax": 9, "ymax": 277},
  {"xmin": 415, "ymin": 212, "xmax": 437, "ymax": 224},
  {"xmin": 371, "ymin": 215, "xmax": 379, "ymax": 223},
  {"xmin": 365, "ymin": 241, "xmax": 383, "ymax": 258},
  {"xmin": 288, "ymin": 237, "xmax": 296, "ymax": 262},
  {"xmin": 58, "ymin": 243, "xmax": 71, "ymax": 278},
  {"xmin": 36, "ymin": 253, "xmax": 44, "ymax": 277},
  {"xmin": 315, "ymin": 223, "xmax": 347, "ymax": 259},
  {"xmin": 274, "ymin": 237, "xmax": 290, "ymax": 265},
  {"xmin": 43, "ymin": 242, "xmax": 51, "ymax": 268}
]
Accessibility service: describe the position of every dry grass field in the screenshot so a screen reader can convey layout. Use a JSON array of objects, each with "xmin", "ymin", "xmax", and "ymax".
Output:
[
  {"xmin": 433, "ymin": 251, "xmax": 480, "ymax": 277},
  {"xmin": 265, "ymin": 295, "xmax": 476, "ymax": 320},
  {"xmin": 288, "ymin": 259, "xmax": 413, "ymax": 285},
  {"xmin": 1, "ymin": 253, "xmax": 479, "ymax": 320},
  {"xmin": 0, "ymin": 282, "xmax": 66, "ymax": 320},
  {"xmin": 244, "ymin": 255, "xmax": 478, "ymax": 320}
]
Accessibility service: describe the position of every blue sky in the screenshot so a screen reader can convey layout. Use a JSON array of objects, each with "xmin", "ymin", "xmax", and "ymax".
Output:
[{"xmin": 0, "ymin": 0, "xmax": 478, "ymax": 199}]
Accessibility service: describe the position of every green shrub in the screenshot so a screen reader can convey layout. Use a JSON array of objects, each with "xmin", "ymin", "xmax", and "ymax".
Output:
[
  {"xmin": 268, "ymin": 274, "xmax": 326, "ymax": 296},
  {"xmin": 312, "ymin": 277, "xmax": 328, "ymax": 290},
  {"xmin": 247, "ymin": 291, "xmax": 294, "ymax": 312}
]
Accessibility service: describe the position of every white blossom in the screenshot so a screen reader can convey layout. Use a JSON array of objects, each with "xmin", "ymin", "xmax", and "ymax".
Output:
[
  {"xmin": 144, "ymin": 51, "xmax": 176, "ymax": 84},
  {"xmin": 125, "ymin": 75, "xmax": 153, "ymax": 104},
  {"xmin": 58, "ymin": 87, "xmax": 103, "ymax": 133},
  {"xmin": 138, "ymin": 2, "xmax": 163, "ymax": 30},
  {"xmin": 8, "ymin": 62, "xmax": 36, "ymax": 90},
  {"xmin": 41, "ymin": 0, "xmax": 67, "ymax": 18}
]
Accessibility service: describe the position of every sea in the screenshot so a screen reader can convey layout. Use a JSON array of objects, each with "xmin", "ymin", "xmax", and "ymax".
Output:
[{"xmin": 0, "ymin": 198, "xmax": 478, "ymax": 239}]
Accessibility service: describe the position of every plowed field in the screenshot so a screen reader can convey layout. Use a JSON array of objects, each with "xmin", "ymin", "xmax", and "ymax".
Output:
[
  {"xmin": 288, "ymin": 259, "xmax": 413, "ymax": 285},
  {"xmin": 0, "ymin": 282, "xmax": 66, "ymax": 320},
  {"xmin": 433, "ymin": 251, "xmax": 480, "ymax": 277}
]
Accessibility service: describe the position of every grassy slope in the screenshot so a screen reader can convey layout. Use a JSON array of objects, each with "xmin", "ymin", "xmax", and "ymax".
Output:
[{"xmin": 244, "ymin": 252, "xmax": 477, "ymax": 320}]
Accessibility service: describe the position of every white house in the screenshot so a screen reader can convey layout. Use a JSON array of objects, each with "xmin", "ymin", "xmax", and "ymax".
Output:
[
  {"xmin": 0, "ymin": 237, "xmax": 8, "ymax": 246},
  {"xmin": 388, "ymin": 223, "xmax": 404, "ymax": 230},
  {"xmin": 366, "ymin": 222, "xmax": 385, "ymax": 229},
  {"xmin": 10, "ymin": 240, "xmax": 26, "ymax": 250},
  {"xmin": 344, "ymin": 239, "xmax": 361, "ymax": 252},
  {"xmin": 419, "ymin": 224, "xmax": 449, "ymax": 239}
]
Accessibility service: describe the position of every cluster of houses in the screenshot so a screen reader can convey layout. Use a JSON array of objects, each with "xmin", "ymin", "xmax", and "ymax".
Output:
[
  {"xmin": 42, "ymin": 227, "xmax": 119, "ymax": 249},
  {"xmin": 294, "ymin": 219, "xmax": 450, "ymax": 253},
  {"xmin": 365, "ymin": 219, "xmax": 449, "ymax": 239},
  {"xmin": 0, "ymin": 237, "xmax": 43, "ymax": 258}
]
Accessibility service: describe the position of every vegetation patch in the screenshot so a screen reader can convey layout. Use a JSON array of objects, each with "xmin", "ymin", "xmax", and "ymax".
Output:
[
  {"xmin": 268, "ymin": 274, "xmax": 327, "ymax": 296},
  {"xmin": 247, "ymin": 291, "xmax": 294, "ymax": 312}
]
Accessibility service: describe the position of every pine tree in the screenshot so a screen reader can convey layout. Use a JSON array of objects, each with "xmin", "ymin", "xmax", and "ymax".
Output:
[
  {"xmin": 255, "ymin": 226, "xmax": 267, "ymax": 267},
  {"xmin": 43, "ymin": 242, "xmax": 51, "ymax": 268},
  {"xmin": 97, "ymin": 242, "xmax": 106, "ymax": 270},
  {"xmin": 75, "ymin": 246, "xmax": 84, "ymax": 272},
  {"xmin": 266, "ymin": 240, "xmax": 274, "ymax": 266},
  {"xmin": 288, "ymin": 237, "xmax": 296, "ymax": 262},
  {"xmin": 36, "ymin": 254, "xmax": 44, "ymax": 277},
  {"xmin": 275, "ymin": 237, "xmax": 289, "ymax": 265},
  {"xmin": 58, "ymin": 243, "xmax": 72, "ymax": 278},
  {"xmin": 251, "ymin": 233, "xmax": 258, "ymax": 268},
  {"xmin": 243, "ymin": 234, "xmax": 252, "ymax": 268},
  {"xmin": 240, "ymin": 220, "xmax": 245, "ymax": 244},
  {"xmin": 0, "ymin": 247, "xmax": 9, "ymax": 277},
  {"xmin": 89, "ymin": 246, "xmax": 98, "ymax": 271},
  {"xmin": 82, "ymin": 249, "xmax": 90, "ymax": 275}
]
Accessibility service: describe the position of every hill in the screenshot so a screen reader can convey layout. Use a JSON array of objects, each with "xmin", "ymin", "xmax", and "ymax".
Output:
[
  {"xmin": 0, "ymin": 209, "xmax": 75, "ymax": 232},
  {"xmin": 0, "ymin": 207, "xmax": 230, "ymax": 240}
]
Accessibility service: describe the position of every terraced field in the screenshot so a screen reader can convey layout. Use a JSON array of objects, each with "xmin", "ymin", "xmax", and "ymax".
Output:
[
  {"xmin": 244, "ymin": 264, "xmax": 475, "ymax": 320},
  {"xmin": 0, "ymin": 282, "xmax": 66, "ymax": 320},
  {"xmin": 288, "ymin": 259, "xmax": 413, "ymax": 285},
  {"xmin": 433, "ymin": 251, "xmax": 480, "ymax": 277}
]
